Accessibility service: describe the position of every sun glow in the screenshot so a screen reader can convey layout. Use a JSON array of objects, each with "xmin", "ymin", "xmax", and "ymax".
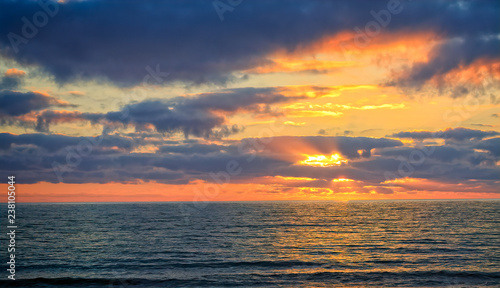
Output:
[
  {"xmin": 299, "ymin": 153, "xmax": 347, "ymax": 167},
  {"xmin": 332, "ymin": 178, "xmax": 353, "ymax": 182}
]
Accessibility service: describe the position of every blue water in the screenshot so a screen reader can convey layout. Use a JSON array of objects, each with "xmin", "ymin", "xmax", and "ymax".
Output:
[{"xmin": 1, "ymin": 200, "xmax": 499, "ymax": 287}]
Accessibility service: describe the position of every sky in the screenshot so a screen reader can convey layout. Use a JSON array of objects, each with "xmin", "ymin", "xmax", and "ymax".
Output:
[{"xmin": 0, "ymin": 0, "xmax": 499, "ymax": 202}]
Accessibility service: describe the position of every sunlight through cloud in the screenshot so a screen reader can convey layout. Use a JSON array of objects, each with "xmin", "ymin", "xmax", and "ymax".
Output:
[{"xmin": 299, "ymin": 153, "xmax": 347, "ymax": 167}]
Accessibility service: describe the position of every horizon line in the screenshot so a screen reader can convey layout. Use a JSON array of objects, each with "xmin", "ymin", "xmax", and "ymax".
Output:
[{"xmin": 4, "ymin": 198, "xmax": 499, "ymax": 204}]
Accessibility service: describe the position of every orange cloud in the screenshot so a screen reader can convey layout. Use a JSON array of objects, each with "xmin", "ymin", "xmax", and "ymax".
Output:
[
  {"xmin": 5, "ymin": 68, "xmax": 26, "ymax": 77},
  {"xmin": 246, "ymin": 58, "xmax": 357, "ymax": 74},
  {"xmin": 433, "ymin": 59, "xmax": 500, "ymax": 87},
  {"xmin": 311, "ymin": 30, "xmax": 437, "ymax": 63},
  {"xmin": 277, "ymin": 84, "xmax": 378, "ymax": 98},
  {"xmin": 237, "ymin": 30, "xmax": 438, "ymax": 80},
  {"xmin": 67, "ymin": 90, "xmax": 85, "ymax": 96},
  {"xmin": 263, "ymin": 30, "xmax": 436, "ymax": 68},
  {"xmin": 4, "ymin": 177, "xmax": 498, "ymax": 203},
  {"xmin": 17, "ymin": 109, "xmax": 83, "ymax": 125}
]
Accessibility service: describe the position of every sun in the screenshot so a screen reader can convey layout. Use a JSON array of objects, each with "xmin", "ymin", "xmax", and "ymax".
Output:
[{"xmin": 299, "ymin": 153, "xmax": 347, "ymax": 167}]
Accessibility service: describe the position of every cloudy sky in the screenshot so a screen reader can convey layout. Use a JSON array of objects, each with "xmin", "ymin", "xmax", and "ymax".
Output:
[{"xmin": 0, "ymin": 0, "xmax": 499, "ymax": 202}]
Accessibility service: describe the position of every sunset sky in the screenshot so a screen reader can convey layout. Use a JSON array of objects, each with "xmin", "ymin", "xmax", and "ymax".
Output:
[{"xmin": 0, "ymin": 0, "xmax": 499, "ymax": 202}]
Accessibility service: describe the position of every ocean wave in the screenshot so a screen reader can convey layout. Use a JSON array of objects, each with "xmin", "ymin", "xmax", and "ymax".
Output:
[{"xmin": 2, "ymin": 270, "xmax": 498, "ymax": 287}]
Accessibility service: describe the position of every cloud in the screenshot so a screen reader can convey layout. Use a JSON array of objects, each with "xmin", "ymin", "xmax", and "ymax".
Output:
[
  {"xmin": 371, "ymin": 187, "xmax": 394, "ymax": 194},
  {"xmin": 158, "ymin": 143, "xmax": 237, "ymax": 155},
  {"xmin": 389, "ymin": 37, "xmax": 500, "ymax": 90},
  {"xmin": 0, "ymin": 133, "xmax": 135, "ymax": 152},
  {"xmin": 0, "ymin": 76, "xmax": 22, "ymax": 90},
  {"xmin": 246, "ymin": 136, "xmax": 403, "ymax": 160},
  {"xmin": 0, "ymin": 90, "xmax": 74, "ymax": 117},
  {"xmin": 475, "ymin": 137, "xmax": 500, "ymax": 157},
  {"xmin": 67, "ymin": 91, "xmax": 85, "ymax": 96},
  {"xmin": 33, "ymin": 110, "xmax": 100, "ymax": 132},
  {"xmin": 33, "ymin": 87, "xmax": 305, "ymax": 137},
  {"xmin": 390, "ymin": 127, "xmax": 500, "ymax": 141},
  {"xmin": 105, "ymin": 100, "xmax": 230, "ymax": 138},
  {"xmin": 284, "ymin": 121, "xmax": 305, "ymax": 127},
  {"xmin": 5, "ymin": 68, "xmax": 26, "ymax": 77},
  {"xmin": 378, "ymin": 145, "xmax": 497, "ymax": 167},
  {"xmin": 0, "ymin": 69, "xmax": 26, "ymax": 90},
  {"xmin": 0, "ymin": 133, "xmax": 497, "ymax": 196},
  {"xmin": 172, "ymin": 87, "xmax": 304, "ymax": 113},
  {"xmin": 0, "ymin": 0, "xmax": 498, "ymax": 86},
  {"xmin": 471, "ymin": 124, "xmax": 494, "ymax": 128},
  {"xmin": 99, "ymin": 87, "xmax": 300, "ymax": 137}
]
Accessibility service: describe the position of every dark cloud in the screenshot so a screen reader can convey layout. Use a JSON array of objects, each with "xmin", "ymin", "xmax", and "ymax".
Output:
[
  {"xmin": 172, "ymin": 87, "xmax": 304, "ymax": 115},
  {"xmin": 351, "ymin": 156, "xmax": 499, "ymax": 183},
  {"xmin": 372, "ymin": 187, "xmax": 394, "ymax": 195},
  {"xmin": 0, "ymin": 139, "xmax": 290, "ymax": 184},
  {"xmin": 0, "ymin": 69, "xmax": 25, "ymax": 90},
  {"xmin": 33, "ymin": 87, "xmax": 301, "ymax": 137},
  {"xmin": 378, "ymin": 145, "xmax": 497, "ymax": 166},
  {"xmin": 32, "ymin": 110, "xmax": 101, "ymax": 132},
  {"xmin": 0, "ymin": 75, "xmax": 22, "ymax": 90},
  {"xmin": 425, "ymin": 164, "xmax": 499, "ymax": 182},
  {"xmin": 475, "ymin": 137, "xmax": 500, "ymax": 157},
  {"xmin": 105, "ymin": 87, "xmax": 296, "ymax": 137},
  {"xmin": 0, "ymin": 133, "xmax": 135, "ymax": 152},
  {"xmin": 158, "ymin": 143, "xmax": 237, "ymax": 155},
  {"xmin": 0, "ymin": 0, "xmax": 498, "ymax": 86},
  {"xmin": 350, "ymin": 157, "xmax": 401, "ymax": 172},
  {"xmin": 0, "ymin": 133, "xmax": 498, "ymax": 193},
  {"xmin": 389, "ymin": 36, "xmax": 500, "ymax": 90},
  {"xmin": 390, "ymin": 127, "xmax": 500, "ymax": 141},
  {"xmin": 388, "ymin": 146, "xmax": 465, "ymax": 163},
  {"xmin": 0, "ymin": 90, "xmax": 73, "ymax": 116},
  {"xmin": 104, "ymin": 99, "xmax": 230, "ymax": 138},
  {"xmin": 471, "ymin": 124, "xmax": 494, "ymax": 128},
  {"xmin": 256, "ymin": 136, "xmax": 403, "ymax": 159}
]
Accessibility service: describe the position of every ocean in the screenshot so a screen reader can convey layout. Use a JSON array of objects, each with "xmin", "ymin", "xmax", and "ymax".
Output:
[{"xmin": 1, "ymin": 200, "xmax": 499, "ymax": 287}]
